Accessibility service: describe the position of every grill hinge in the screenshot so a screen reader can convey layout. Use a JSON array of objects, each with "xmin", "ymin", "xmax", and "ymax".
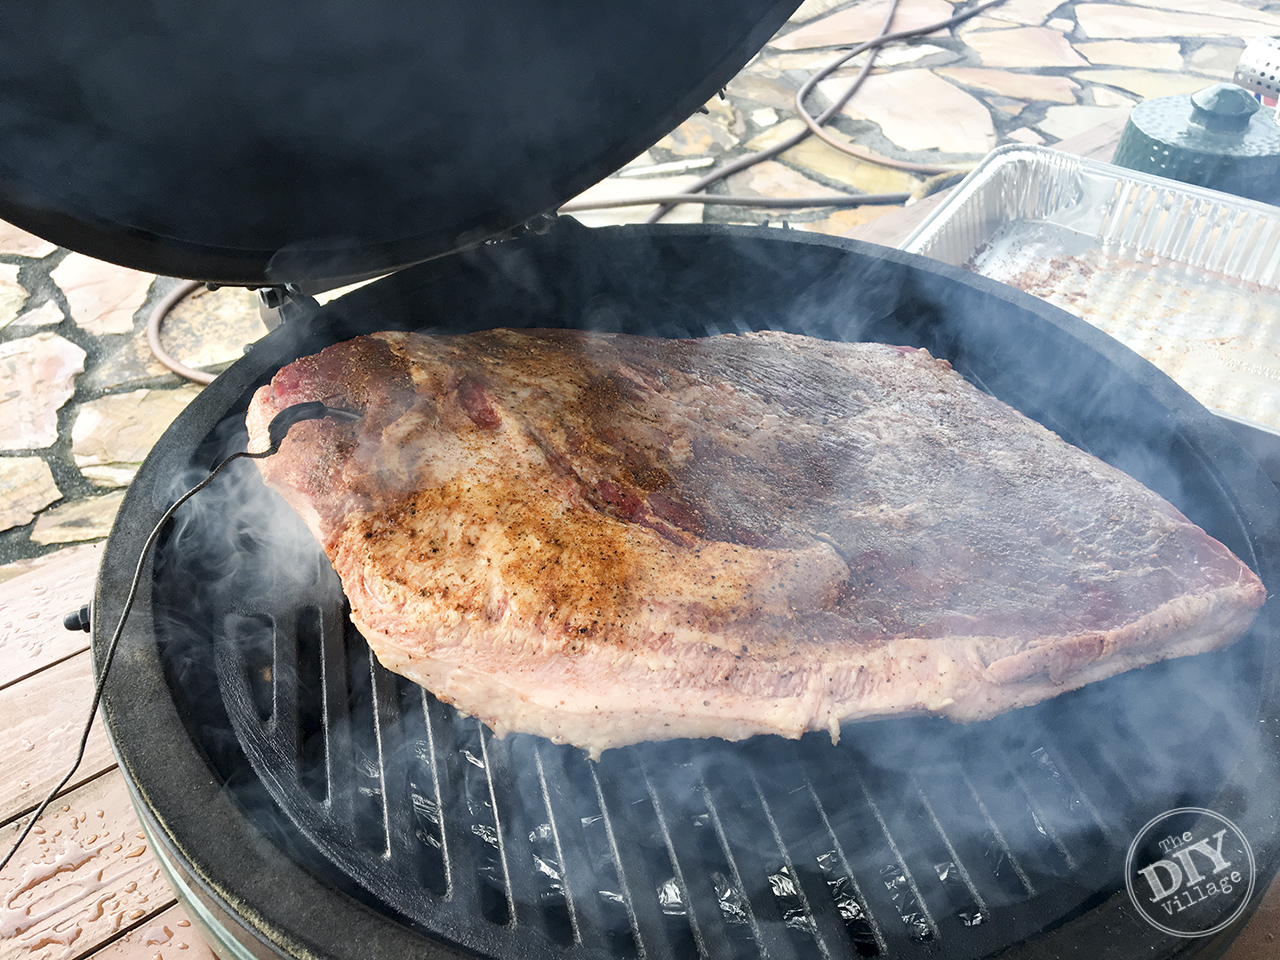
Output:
[{"xmin": 258, "ymin": 284, "xmax": 321, "ymax": 331}]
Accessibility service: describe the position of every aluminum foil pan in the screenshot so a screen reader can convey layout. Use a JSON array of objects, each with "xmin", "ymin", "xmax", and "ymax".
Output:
[{"xmin": 902, "ymin": 144, "xmax": 1280, "ymax": 444}]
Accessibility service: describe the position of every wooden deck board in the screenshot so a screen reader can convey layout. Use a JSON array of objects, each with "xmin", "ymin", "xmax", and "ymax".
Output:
[
  {"xmin": 0, "ymin": 651, "xmax": 115, "ymax": 826},
  {"xmin": 0, "ymin": 771, "xmax": 176, "ymax": 960},
  {"xmin": 0, "ymin": 545, "xmax": 101, "ymax": 693},
  {"xmin": 0, "ymin": 550, "xmax": 213, "ymax": 960},
  {"xmin": 81, "ymin": 904, "xmax": 216, "ymax": 960}
]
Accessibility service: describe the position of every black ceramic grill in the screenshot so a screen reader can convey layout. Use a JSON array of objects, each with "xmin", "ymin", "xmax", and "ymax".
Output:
[
  {"xmin": 98, "ymin": 226, "xmax": 1280, "ymax": 960},
  {"xmin": 13, "ymin": 1, "xmax": 1276, "ymax": 954}
]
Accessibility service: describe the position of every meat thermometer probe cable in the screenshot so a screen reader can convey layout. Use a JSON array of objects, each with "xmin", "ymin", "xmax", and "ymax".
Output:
[{"xmin": 1, "ymin": 401, "xmax": 361, "ymax": 873}]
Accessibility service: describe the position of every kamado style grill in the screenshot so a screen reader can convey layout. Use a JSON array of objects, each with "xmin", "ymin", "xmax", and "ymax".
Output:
[{"xmin": 4, "ymin": 4, "xmax": 1280, "ymax": 959}]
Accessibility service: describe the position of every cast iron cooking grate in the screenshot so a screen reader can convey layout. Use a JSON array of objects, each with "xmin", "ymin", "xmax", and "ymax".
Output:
[
  {"xmin": 141, "ymin": 226, "xmax": 1272, "ymax": 957},
  {"xmin": 184, "ymin": 508, "xmax": 1252, "ymax": 960},
  {"xmin": 114, "ymin": 228, "xmax": 1279, "ymax": 960}
]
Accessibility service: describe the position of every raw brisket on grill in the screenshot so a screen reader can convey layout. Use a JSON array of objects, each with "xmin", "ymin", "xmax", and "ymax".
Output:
[{"xmin": 245, "ymin": 328, "xmax": 1266, "ymax": 756}]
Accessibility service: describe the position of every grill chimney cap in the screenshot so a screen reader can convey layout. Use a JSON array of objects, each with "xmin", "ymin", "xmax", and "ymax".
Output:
[
  {"xmin": 1112, "ymin": 81, "xmax": 1280, "ymax": 204},
  {"xmin": 1190, "ymin": 82, "xmax": 1261, "ymax": 134}
]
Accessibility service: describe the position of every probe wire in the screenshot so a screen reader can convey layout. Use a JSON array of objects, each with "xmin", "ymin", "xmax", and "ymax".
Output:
[
  {"xmin": 147, "ymin": 279, "xmax": 216, "ymax": 386},
  {"xmin": 643, "ymin": 0, "xmax": 904, "ymax": 223},
  {"xmin": 789, "ymin": 0, "xmax": 1009, "ymax": 173},
  {"xmin": 0, "ymin": 447, "xmax": 273, "ymax": 873},
  {"xmin": 0, "ymin": 402, "xmax": 355, "ymax": 874}
]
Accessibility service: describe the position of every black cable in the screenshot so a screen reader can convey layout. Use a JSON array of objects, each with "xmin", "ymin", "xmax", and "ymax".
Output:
[
  {"xmin": 642, "ymin": 0, "xmax": 1007, "ymax": 223},
  {"xmin": 0, "ymin": 402, "xmax": 358, "ymax": 874},
  {"xmin": 791, "ymin": 0, "xmax": 1008, "ymax": 170}
]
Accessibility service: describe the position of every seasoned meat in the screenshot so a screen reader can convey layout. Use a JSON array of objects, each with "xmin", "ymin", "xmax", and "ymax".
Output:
[{"xmin": 245, "ymin": 328, "xmax": 1266, "ymax": 756}]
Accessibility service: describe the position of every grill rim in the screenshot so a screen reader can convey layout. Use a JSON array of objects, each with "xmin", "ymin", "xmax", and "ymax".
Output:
[{"xmin": 95, "ymin": 221, "xmax": 1280, "ymax": 960}]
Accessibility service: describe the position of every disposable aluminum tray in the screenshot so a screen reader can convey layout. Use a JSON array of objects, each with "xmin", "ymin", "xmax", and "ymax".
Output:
[{"xmin": 902, "ymin": 144, "xmax": 1280, "ymax": 477}]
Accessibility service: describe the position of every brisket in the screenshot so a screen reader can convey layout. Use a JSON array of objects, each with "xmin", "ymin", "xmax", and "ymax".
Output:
[{"xmin": 245, "ymin": 328, "xmax": 1266, "ymax": 756}]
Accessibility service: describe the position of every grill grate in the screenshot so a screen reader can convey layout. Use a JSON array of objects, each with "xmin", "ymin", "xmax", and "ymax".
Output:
[
  {"xmin": 181, "ymin": 518, "xmax": 1257, "ymax": 960},
  {"xmin": 106, "ymin": 227, "xmax": 1280, "ymax": 960}
]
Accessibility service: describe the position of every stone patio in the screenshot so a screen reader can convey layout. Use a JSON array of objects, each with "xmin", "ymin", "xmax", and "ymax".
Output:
[{"xmin": 0, "ymin": 0, "xmax": 1275, "ymax": 572}]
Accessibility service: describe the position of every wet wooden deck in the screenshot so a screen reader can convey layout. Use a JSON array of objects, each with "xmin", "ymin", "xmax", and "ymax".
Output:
[{"xmin": 1, "ymin": 544, "xmax": 217, "ymax": 960}]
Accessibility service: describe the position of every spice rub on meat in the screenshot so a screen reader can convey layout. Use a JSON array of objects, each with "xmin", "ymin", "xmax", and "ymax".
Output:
[{"xmin": 245, "ymin": 328, "xmax": 1266, "ymax": 756}]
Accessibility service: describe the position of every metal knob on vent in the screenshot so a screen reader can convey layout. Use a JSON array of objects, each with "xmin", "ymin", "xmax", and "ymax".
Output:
[{"xmin": 1112, "ymin": 81, "xmax": 1280, "ymax": 205}]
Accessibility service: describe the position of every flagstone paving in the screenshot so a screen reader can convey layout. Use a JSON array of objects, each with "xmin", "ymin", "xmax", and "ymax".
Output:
[
  {"xmin": 50, "ymin": 253, "xmax": 154, "ymax": 337},
  {"xmin": 934, "ymin": 67, "xmax": 1081, "ymax": 103},
  {"xmin": 70, "ymin": 386, "xmax": 203, "ymax": 488},
  {"xmin": 0, "ymin": 332, "xmax": 86, "ymax": 450},
  {"xmin": 0, "ymin": 0, "xmax": 1276, "ymax": 573},
  {"xmin": 0, "ymin": 458, "xmax": 61, "ymax": 531},
  {"xmin": 773, "ymin": 0, "xmax": 956, "ymax": 48},
  {"xmin": 1075, "ymin": 38, "xmax": 1185, "ymax": 68},
  {"xmin": 0, "ymin": 264, "xmax": 28, "ymax": 324},
  {"xmin": 834, "ymin": 68, "xmax": 999, "ymax": 152}
]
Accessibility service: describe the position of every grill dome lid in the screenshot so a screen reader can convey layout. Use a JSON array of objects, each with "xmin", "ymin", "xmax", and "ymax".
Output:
[{"xmin": 0, "ymin": 0, "xmax": 797, "ymax": 287}]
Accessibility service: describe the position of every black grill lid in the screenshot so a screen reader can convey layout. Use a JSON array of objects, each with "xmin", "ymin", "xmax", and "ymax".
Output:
[{"xmin": 0, "ymin": 0, "xmax": 797, "ymax": 287}]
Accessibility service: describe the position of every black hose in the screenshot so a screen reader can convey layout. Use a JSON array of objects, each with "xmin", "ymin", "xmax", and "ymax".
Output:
[{"xmin": 146, "ymin": 279, "xmax": 215, "ymax": 386}]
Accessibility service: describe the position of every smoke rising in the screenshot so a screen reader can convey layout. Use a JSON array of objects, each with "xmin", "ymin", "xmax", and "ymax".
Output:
[{"xmin": 134, "ymin": 225, "xmax": 1280, "ymax": 960}]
